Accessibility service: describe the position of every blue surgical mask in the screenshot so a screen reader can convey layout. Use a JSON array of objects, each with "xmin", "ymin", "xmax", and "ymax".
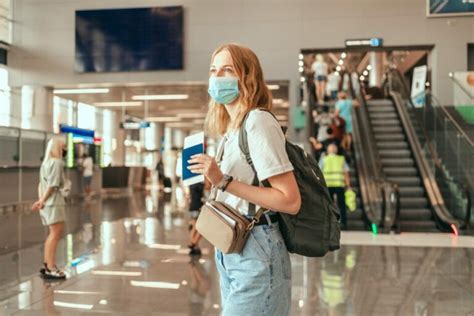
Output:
[{"xmin": 208, "ymin": 76, "xmax": 240, "ymax": 105}]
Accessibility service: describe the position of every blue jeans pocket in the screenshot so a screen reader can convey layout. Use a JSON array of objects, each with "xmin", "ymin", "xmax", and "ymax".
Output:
[{"xmin": 247, "ymin": 231, "xmax": 271, "ymax": 262}]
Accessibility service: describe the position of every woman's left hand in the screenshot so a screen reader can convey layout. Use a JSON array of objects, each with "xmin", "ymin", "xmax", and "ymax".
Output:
[
  {"xmin": 187, "ymin": 154, "xmax": 223, "ymax": 186},
  {"xmin": 31, "ymin": 200, "xmax": 44, "ymax": 212}
]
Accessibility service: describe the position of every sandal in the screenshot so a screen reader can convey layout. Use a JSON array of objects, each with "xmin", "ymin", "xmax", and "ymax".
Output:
[
  {"xmin": 42, "ymin": 265, "xmax": 66, "ymax": 280},
  {"xmin": 39, "ymin": 262, "xmax": 47, "ymax": 275}
]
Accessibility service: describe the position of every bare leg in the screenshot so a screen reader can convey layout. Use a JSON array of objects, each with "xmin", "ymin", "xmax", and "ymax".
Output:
[
  {"xmin": 315, "ymin": 81, "xmax": 322, "ymax": 104},
  {"xmin": 44, "ymin": 222, "xmax": 64, "ymax": 269},
  {"xmin": 189, "ymin": 219, "xmax": 202, "ymax": 246},
  {"xmin": 346, "ymin": 133, "xmax": 353, "ymax": 151},
  {"xmin": 319, "ymin": 81, "xmax": 327, "ymax": 103}
]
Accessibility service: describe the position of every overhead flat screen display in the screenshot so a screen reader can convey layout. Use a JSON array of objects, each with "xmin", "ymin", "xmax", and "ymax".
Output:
[
  {"xmin": 75, "ymin": 6, "xmax": 183, "ymax": 73},
  {"xmin": 427, "ymin": 0, "xmax": 474, "ymax": 17}
]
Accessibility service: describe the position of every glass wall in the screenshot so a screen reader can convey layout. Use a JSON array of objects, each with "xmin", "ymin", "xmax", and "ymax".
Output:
[
  {"xmin": 77, "ymin": 102, "xmax": 96, "ymax": 131},
  {"xmin": 53, "ymin": 96, "xmax": 119, "ymax": 166}
]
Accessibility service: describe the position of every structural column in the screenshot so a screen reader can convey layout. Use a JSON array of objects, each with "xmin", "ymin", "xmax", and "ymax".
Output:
[
  {"xmin": 369, "ymin": 52, "xmax": 383, "ymax": 87},
  {"xmin": 20, "ymin": 85, "xmax": 53, "ymax": 131}
]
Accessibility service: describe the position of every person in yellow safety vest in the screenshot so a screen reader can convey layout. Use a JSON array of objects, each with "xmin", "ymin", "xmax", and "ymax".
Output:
[{"xmin": 319, "ymin": 144, "xmax": 351, "ymax": 230}]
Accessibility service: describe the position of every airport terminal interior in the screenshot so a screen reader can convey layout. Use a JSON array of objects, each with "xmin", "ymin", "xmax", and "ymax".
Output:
[{"xmin": 0, "ymin": 0, "xmax": 473, "ymax": 315}]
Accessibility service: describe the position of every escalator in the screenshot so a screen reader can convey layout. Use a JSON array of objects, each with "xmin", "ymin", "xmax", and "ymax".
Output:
[{"xmin": 367, "ymin": 99, "xmax": 436, "ymax": 231}]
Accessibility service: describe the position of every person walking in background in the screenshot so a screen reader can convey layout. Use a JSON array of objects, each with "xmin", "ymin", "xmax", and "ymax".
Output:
[
  {"xmin": 81, "ymin": 153, "xmax": 94, "ymax": 197},
  {"xmin": 311, "ymin": 54, "xmax": 328, "ymax": 104},
  {"xmin": 188, "ymin": 43, "xmax": 300, "ymax": 315},
  {"xmin": 313, "ymin": 105, "xmax": 334, "ymax": 144},
  {"xmin": 155, "ymin": 153, "xmax": 165, "ymax": 190},
  {"xmin": 326, "ymin": 68, "xmax": 340, "ymax": 100},
  {"xmin": 188, "ymin": 181, "xmax": 206, "ymax": 256},
  {"xmin": 335, "ymin": 91, "xmax": 359, "ymax": 151},
  {"xmin": 32, "ymin": 137, "xmax": 68, "ymax": 279},
  {"xmin": 319, "ymin": 144, "xmax": 351, "ymax": 230}
]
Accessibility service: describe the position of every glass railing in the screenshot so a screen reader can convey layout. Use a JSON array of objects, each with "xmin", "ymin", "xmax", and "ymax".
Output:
[{"xmin": 387, "ymin": 69, "xmax": 472, "ymax": 230}]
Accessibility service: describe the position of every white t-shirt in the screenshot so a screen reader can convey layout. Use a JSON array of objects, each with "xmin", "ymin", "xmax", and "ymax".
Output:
[
  {"xmin": 215, "ymin": 110, "xmax": 293, "ymax": 216},
  {"xmin": 327, "ymin": 72, "xmax": 340, "ymax": 92},
  {"xmin": 342, "ymin": 73, "xmax": 351, "ymax": 91},
  {"xmin": 311, "ymin": 61, "xmax": 328, "ymax": 77},
  {"xmin": 351, "ymin": 72, "xmax": 360, "ymax": 95},
  {"xmin": 82, "ymin": 157, "xmax": 94, "ymax": 177}
]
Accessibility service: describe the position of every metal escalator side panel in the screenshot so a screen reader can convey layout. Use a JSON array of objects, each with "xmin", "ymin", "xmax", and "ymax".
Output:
[{"xmin": 352, "ymin": 102, "xmax": 383, "ymax": 228}]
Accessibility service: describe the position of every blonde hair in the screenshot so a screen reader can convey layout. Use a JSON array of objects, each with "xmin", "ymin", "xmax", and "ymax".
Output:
[
  {"xmin": 205, "ymin": 44, "xmax": 272, "ymax": 136},
  {"xmin": 43, "ymin": 137, "xmax": 65, "ymax": 162}
]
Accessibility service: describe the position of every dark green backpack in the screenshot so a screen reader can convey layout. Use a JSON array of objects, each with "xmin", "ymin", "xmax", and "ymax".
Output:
[{"xmin": 239, "ymin": 109, "xmax": 340, "ymax": 257}]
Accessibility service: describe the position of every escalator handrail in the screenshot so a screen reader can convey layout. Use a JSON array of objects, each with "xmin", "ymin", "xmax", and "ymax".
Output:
[
  {"xmin": 352, "ymin": 106, "xmax": 383, "ymax": 226},
  {"xmin": 389, "ymin": 68, "xmax": 473, "ymax": 147},
  {"xmin": 449, "ymin": 72, "xmax": 474, "ymax": 100},
  {"xmin": 357, "ymin": 84, "xmax": 400, "ymax": 230},
  {"xmin": 352, "ymin": 78, "xmax": 398, "ymax": 228},
  {"xmin": 390, "ymin": 91, "xmax": 461, "ymax": 231},
  {"xmin": 388, "ymin": 69, "xmax": 470, "ymax": 230}
]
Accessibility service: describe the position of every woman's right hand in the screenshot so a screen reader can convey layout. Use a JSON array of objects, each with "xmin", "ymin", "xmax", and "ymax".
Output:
[{"xmin": 31, "ymin": 200, "xmax": 44, "ymax": 212}]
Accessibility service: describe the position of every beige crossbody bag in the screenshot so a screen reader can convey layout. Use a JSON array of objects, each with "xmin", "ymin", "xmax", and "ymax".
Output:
[{"xmin": 195, "ymin": 136, "xmax": 266, "ymax": 254}]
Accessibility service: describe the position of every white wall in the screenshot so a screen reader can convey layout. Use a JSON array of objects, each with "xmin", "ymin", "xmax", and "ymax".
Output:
[{"xmin": 9, "ymin": 0, "xmax": 474, "ymax": 104}]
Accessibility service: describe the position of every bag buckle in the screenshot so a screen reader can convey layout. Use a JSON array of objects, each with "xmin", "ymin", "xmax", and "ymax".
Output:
[{"xmin": 247, "ymin": 219, "xmax": 257, "ymax": 231}]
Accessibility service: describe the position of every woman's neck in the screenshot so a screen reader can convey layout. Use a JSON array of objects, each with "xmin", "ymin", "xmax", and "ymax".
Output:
[{"xmin": 224, "ymin": 101, "xmax": 240, "ymax": 126}]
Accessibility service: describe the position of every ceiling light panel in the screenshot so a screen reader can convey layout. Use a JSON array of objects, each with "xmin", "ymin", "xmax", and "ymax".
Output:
[
  {"xmin": 53, "ymin": 88, "xmax": 110, "ymax": 94},
  {"xmin": 94, "ymin": 101, "xmax": 142, "ymax": 107},
  {"xmin": 132, "ymin": 94, "xmax": 189, "ymax": 101}
]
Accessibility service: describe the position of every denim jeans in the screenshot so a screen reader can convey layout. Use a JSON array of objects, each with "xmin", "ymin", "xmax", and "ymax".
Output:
[{"xmin": 215, "ymin": 222, "xmax": 292, "ymax": 316}]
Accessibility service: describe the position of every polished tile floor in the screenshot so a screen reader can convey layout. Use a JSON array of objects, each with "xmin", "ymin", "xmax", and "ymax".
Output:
[{"xmin": 0, "ymin": 190, "xmax": 473, "ymax": 316}]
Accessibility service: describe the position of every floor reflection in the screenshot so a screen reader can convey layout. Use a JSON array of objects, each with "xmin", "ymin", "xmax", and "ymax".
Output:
[{"xmin": 0, "ymin": 190, "xmax": 473, "ymax": 315}]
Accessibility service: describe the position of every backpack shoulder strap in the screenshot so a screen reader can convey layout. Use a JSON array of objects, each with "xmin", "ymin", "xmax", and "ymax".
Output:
[{"xmin": 238, "ymin": 108, "xmax": 276, "ymax": 187}]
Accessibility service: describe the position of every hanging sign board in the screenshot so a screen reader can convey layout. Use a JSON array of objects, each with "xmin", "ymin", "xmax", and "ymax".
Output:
[
  {"xmin": 411, "ymin": 65, "xmax": 428, "ymax": 108},
  {"xmin": 345, "ymin": 38, "xmax": 383, "ymax": 48}
]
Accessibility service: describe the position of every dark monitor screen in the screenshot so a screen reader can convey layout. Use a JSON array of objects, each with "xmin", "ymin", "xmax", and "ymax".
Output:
[{"xmin": 75, "ymin": 6, "xmax": 183, "ymax": 73}]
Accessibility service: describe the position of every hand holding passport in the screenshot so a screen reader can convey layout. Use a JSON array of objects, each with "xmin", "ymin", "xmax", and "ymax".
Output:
[{"xmin": 182, "ymin": 132, "xmax": 205, "ymax": 186}]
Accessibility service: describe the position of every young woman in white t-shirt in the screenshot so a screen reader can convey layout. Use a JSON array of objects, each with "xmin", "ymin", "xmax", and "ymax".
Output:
[
  {"xmin": 311, "ymin": 54, "xmax": 328, "ymax": 104},
  {"xmin": 32, "ymin": 137, "xmax": 68, "ymax": 279},
  {"xmin": 188, "ymin": 44, "xmax": 301, "ymax": 315}
]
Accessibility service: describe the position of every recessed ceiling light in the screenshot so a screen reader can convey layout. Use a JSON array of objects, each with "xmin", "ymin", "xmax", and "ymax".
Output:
[
  {"xmin": 147, "ymin": 116, "xmax": 181, "ymax": 122},
  {"xmin": 53, "ymin": 88, "xmax": 110, "ymax": 94},
  {"xmin": 267, "ymin": 84, "xmax": 280, "ymax": 90},
  {"xmin": 132, "ymin": 94, "xmax": 189, "ymax": 101},
  {"xmin": 94, "ymin": 101, "xmax": 142, "ymax": 107}
]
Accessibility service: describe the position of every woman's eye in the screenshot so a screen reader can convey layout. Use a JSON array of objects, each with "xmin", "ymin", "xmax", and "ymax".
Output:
[
  {"xmin": 210, "ymin": 68, "xmax": 216, "ymax": 73},
  {"xmin": 224, "ymin": 68, "xmax": 234, "ymax": 73}
]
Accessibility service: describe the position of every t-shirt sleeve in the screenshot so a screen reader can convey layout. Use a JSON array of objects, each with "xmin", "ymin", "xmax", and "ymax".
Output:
[
  {"xmin": 344, "ymin": 162, "xmax": 350, "ymax": 172},
  {"xmin": 245, "ymin": 110, "xmax": 293, "ymax": 181},
  {"xmin": 47, "ymin": 160, "xmax": 63, "ymax": 188}
]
